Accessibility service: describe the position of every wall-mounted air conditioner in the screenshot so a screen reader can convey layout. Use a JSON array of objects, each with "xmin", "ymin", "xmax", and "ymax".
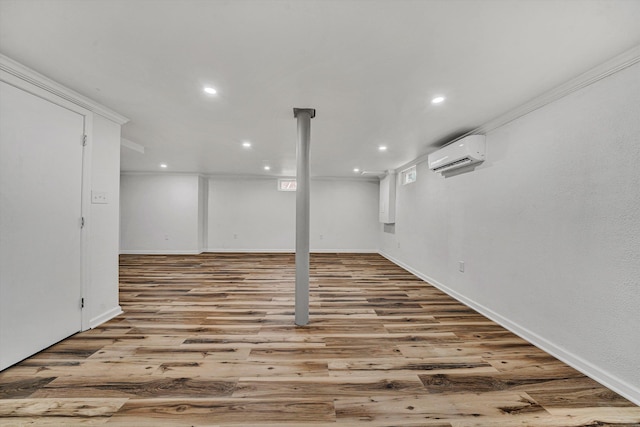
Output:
[{"xmin": 428, "ymin": 135, "xmax": 486, "ymax": 173}]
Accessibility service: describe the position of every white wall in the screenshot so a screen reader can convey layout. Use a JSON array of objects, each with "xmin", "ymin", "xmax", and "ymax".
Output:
[
  {"xmin": 207, "ymin": 177, "xmax": 295, "ymax": 251},
  {"xmin": 120, "ymin": 175, "xmax": 379, "ymax": 253},
  {"xmin": 207, "ymin": 177, "xmax": 379, "ymax": 252},
  {"xmin": 310, "ymin": 179, "xmax": 379, "ymax": 252},
  {"xmin": 87, "ymin": 115, "xmax": 123, "ymax": 326},
  {"xmin": 198, "ymin": 176, "xmax": 209, "ymax": 252},
  {"xmin": 380, "ymin": 61, "xmax": 640, "ymax": 402},
  {"xmin": 120, "ymin": 174, "xmax": 201, "ymax": 253},
  {"xmin": 0, "ymin": 54, "xmax": 125, "ymax": 364}
]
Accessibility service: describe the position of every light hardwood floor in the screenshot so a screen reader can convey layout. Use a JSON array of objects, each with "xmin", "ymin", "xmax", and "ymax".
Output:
[{"xmin": 0, "ymin": 253, "xmax": 638, "ymax": 426}]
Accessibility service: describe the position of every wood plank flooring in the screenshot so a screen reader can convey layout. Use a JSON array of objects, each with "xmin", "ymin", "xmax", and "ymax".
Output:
[{"xmin": 1, "ymin": 252, "xmax": 638, "ymax": 426}]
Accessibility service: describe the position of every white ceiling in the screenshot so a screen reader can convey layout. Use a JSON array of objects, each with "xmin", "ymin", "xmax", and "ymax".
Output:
[{"xmin": 1, "ymin": 0, "xmax": 640, "ymax": 178}]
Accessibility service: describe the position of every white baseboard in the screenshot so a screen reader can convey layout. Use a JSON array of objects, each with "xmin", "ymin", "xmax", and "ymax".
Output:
[
  {"xmin": 120, "ymin": 248, "xmax": 378, "ymax": 254},
  {"xmin": 88, "ymin": 306, "xmax": 123, "ymax": 329},
  {"xmin": 312, "ymin": 249, "xmax": 378, "ymax": 253},
  {"xmin": 205, "ymin": 248, "xmax": 292, "ymax": 253},
  {"xmin": 205, "ymin": 248, "xmax": 378, "ymax": 253},
  {"xmin": 379, "ymin": 250, "xmax": 640, "ymax": 406},
  {"xmin": 119, "ymin": 249, "xmax": 202, "ymax": 255}
]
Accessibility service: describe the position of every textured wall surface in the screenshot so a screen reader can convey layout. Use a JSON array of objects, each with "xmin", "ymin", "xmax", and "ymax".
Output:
[
  {"xmin": 88, "ymin": 115, "xmax": 122, "ymax": 325},
  {"xmin": 120, "ymin": 174, "xmax": 201, "ymax": 252},
  {"xmin": 380, "ymin": 61, "xmax": 640, "ymax": 400},
  {"xmin": 121, "ymin": 175, "xmax": 379, "ymax": 253},
  {"xmin": 208, "ymin": 177, "xmax": 379, "ymax": 252}
]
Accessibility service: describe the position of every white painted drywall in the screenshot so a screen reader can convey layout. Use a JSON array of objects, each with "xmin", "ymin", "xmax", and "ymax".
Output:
[
  {"xmin": 379, "ymin": 172, "xmax": 396, "ymax": 224},
  {"xmin": 207, "ymin": 177, "xmax": 379, "ymax": 252},
  {"xmin": 88, "ymin": 115, "xmax": 123, "ymax": 327},
  {"xmin": 0, "ymin": 80, "xmax": 84, "ymax": 370},
  {"xmin": 379, "ymin": 61, "xmax": 640, "ymax": 402},
  {"xmin": 120, "ymin": 174, "xmax": 201, "ymax": 253},
  {"xmin": 207, "ymin": 178, "xmax": 294, "ymax": 251},
  {"xmin": 198, "ymin": 176, "xmax": 208, "ymax": 252},
  {"xmin": 309, "ymin": 179, "xmax": 379, "ymax": 252},
  {"xmin": 0, "ymin": 62, "xmax": 125, "ymax": 369}
]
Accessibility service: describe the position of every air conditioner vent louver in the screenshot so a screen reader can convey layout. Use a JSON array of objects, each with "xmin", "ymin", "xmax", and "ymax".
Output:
[
  {"xmin": 428, "ymin": 135, "xmax": 486, "ymax": 174},
  {"xmin": 432, "ymin": 157, "xmax": 472, "ymax": 172}
]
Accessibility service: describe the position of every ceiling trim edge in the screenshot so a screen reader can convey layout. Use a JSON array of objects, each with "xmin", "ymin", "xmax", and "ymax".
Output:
[
  {"xmin": 120, "ymin": 171, "xmax": 379, "ymax": 182},
  {"xmin": 121, "ymin": 138, "xmax": 145, "ymax": 153},
  {"xmin": 0, "ymin": 53, "xmax": 130, "ymax": 125},
  {"xmin": 395, "ymin": 44, "xmax": 640, "ymax": 173}
]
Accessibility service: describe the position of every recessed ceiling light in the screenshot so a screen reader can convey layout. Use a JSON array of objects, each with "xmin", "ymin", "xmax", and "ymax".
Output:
[
  {"xmin": 242, "ymin": 141, "xmax": 252, "ymax": 148},
  {"xmin": 353, "ymin": 168, "xmax": 360, "ymax": 173},
  {"xmin": 431, "ymin": 96, "xmax": 445, "ymax": 104},
  {"xmin": 203, "ymin": 86, "xmax": 217, "ymax": 95},
  {"xmin": 378, "ymin": 146, "xmax": 387, "ymax": 151},
  {"xmin": 264, "ymin": 165, "xmax": 271, "ymax": 171},
  {"xmin": 160, "ymin": 163, "xmax": 167, "ymax": 168}
]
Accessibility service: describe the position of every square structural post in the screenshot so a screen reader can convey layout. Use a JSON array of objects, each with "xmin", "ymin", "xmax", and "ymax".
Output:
[{"xmin": 293, "ymin": 108, "xmax": 315, "ymax": 326}]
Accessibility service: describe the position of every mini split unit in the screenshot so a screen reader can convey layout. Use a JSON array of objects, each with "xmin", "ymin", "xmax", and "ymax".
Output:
[{"xmin": 428, "ymin": 135, "xmax": 486, "ymax": 173}]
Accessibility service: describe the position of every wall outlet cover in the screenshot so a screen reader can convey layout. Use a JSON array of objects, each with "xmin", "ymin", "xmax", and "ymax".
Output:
[{"xmin": 91, "ymin": 191, "xmax": 108, "ymax": 204}]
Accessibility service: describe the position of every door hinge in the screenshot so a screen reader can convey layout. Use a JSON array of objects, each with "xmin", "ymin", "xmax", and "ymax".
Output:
[
  {"xmin": 81, "ymin": 298, "xmax": 85, "ymax": 309},
  {"xmin": 81, "ymin": 217, "xmax": 85, "ymax": 228},
  {"xmin": 82, "ymin": 135, "xmax": 87, "ymax": 146}
]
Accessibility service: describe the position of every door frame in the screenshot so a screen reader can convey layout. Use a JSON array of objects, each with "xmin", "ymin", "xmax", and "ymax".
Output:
[{"xmin": 0, "ymin": 69, "xmax": 93, "ymax": 331}]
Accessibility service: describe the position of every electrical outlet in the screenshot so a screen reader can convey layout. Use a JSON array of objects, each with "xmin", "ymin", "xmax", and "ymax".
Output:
[
  {"xmin": 233, "ymin": 234, "xmax": 238, "ymax": 239},
  {"xmin": 319, "ymin": 234, "xmax": 324, "ymax": 240},
  {"xmin": 459, "ymin": 261, "xmax": 465, "ymax": 272},
  {"xmin": 91, "ymin": 191, "xmax": 108, "ymax": 204}
]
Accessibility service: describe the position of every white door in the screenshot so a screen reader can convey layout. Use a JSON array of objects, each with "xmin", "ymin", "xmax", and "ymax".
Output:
[{"xmin": 0, "ymin": 81, "xmax": 84, "ymax": 370}]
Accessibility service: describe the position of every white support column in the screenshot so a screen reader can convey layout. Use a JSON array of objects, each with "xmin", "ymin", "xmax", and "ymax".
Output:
[{"xmin": 293, "ymin": 108, "xmax": 315, "ymax": 326}]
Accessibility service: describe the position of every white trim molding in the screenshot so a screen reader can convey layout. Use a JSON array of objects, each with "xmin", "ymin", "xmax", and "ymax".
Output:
[
  {"xmin": 121, "ymin": 138, "xmax": 145, "ymax": 154},
  {"xmin": 120, "ymin": 248, "xmax": 378, "ymax": 255},
  {"xmin": 89, "ymin": 306, "xmax": 123, "ymax": 330},
  {"xmin": 475, "ymin": 44, "xmax": 640, "ymax": 136},
  {"xmin": 119, "ymin": 250, "xmax": 203, "ymax": 255},
  {"xmin": 312, "ymin": 249, "xmax": 378, "ymax": 254},
  {"xmin": 203, "ymin": 174, "xmax": 379, "ymax": 183},
  {"xmin": 0, "ymin": 53, "xmax": 129, "ymax": 125},
  {"xmin": 121, "ymin": 171, "xmax": 205, "ymax": 178},
  {"xmin": 206, "ymin": 248, "xmax": 292, "ymax": 253},
  {"xmin": 395, "ymin": 44, "xmax": 640, "ymax": 173},
  {"xmin": 205, "ymin": 248, "xmax": 378, "ymax": 254},
  {"xmin": 379, "ymin": 251, "xmax": 640, "ymax": 406}
]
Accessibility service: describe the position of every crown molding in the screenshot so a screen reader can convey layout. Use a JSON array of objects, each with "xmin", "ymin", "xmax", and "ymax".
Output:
[
  {"xmin": 120, "ymin": 171, "xmax": 204, "ymax": 177},
  {"xmin": 121, "ymin": 138, "xmax": 145, "ymax": 154},
  {"xmin": 395, "ymin": 44, "xmax": 640, "ymax": 173},
  {"xmin": 476, "ymin": 44, "xmax": 640, "ymax": 135},
  {"xmin": 0, "ymin": 53, "xmax": 129, "ymax": 125},
  {"xmin": 202, "ymin": 173, "xmax": 379, "ymax": 182},
  {"xmin": 119, "ymin": 171, "xmax": 378, "ymax": 182}
]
